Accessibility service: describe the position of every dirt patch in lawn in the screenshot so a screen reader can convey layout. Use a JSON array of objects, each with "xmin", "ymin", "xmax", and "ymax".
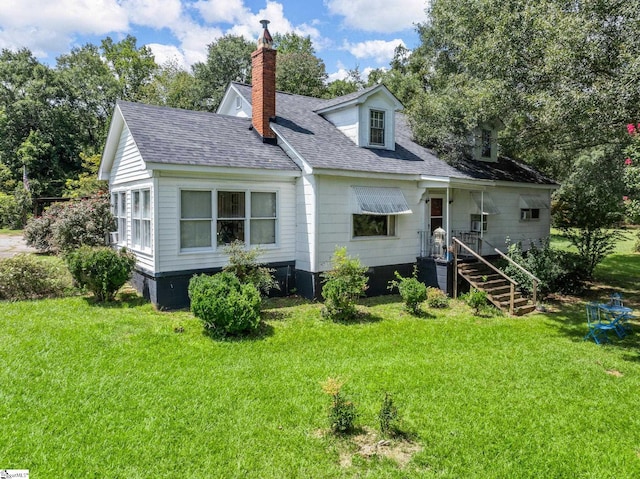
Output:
[{"xmin": 333, "ymin": 427, "xmax": 422, "ymax": 469}]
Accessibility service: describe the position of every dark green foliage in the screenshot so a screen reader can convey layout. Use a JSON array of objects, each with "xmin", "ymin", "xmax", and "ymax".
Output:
[
  {"xmin": 465, "ymin": 289, "xmax": 488, "ymax": 315},
  {"xmin": 321, "ymin": 378, "xmax": 357, "ymax": 435},
  {"xmin": 222, "ymin": 240, "xmax": 279, "ymax": 295},
  {"xmin": 188, "ymin": 272, "xmax": 261, "ymax": 336},
  {"xmin": 0, "ymin": 254, "xmax": 73, "ymax": 301},
  {"xmin": 321, "ymin": 247, "xmax": 369, "ymax": 321},
  {"xmin": 24, "ymin": 194, "xmax": 115, "ymax": 254},
  {"xmin": 426, "ymin": 287, "xmax": 450, "ymax": 308},
  {"xmin": 0, "ymin": 187, "xmax": 31, "ymax": 229},
  {"xmin": 378, "ymin": 392, "xmax": 400, "ymax": 437},
  {"xmin": 553, "ymin": 149, "xmax": 626, "ymax": 278},
  {"xmin": 387, "ymin": 268, "xmax": 427, "ymax": 314},
  {"xmin": 635, "ymin": 231, "xmax": 640, "ymax": 253},
  {"xmin": 66, "ymin": 246, "xmax": 136, "ymax": 302},
  {"xmin": 503, "ymin": 239, "xmax": 587, "ymax": 296}
]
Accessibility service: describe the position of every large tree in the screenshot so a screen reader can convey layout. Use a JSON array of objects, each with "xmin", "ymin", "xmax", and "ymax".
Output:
[
  {"xmin": 273, "ymin": 33, "xmax": 327, "ymax": 98},
  {"xmin": 405, "ymin": 0, "xmax": 640, "ymax": 178},
  {"xmin": 192, "ymin": 35, "xmax": 254, "ymax": 111}
]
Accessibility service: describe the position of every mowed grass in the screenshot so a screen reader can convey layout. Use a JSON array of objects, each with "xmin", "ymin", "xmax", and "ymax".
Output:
[
  {"xmin": 1, "ymin": 231, "xmax": 639, "ymax": 477},
  {"xmin": 2, "ymin": 284, "xmax": 640, "ymax": 477}
]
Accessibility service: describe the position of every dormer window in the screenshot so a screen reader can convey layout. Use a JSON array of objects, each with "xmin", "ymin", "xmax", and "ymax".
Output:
[
  {"xmin": 481, "ymin": 129, "xmax": 492, "ymax": 158},
  {"xmin": 370, "ymin": 110, "xmax": 385, "ymax": 146}
]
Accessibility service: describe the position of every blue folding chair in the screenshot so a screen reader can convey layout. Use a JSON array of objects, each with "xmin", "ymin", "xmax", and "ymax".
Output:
[{"xmin": 584, "ymin": 302, "xmax": 617, "ymax": 344}]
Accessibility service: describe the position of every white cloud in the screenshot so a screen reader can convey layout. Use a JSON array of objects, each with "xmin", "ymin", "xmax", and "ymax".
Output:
[
  {"xmin": 0, "ymin": 0, "xmax": 128, "ymax": 59},
  {"xmin": 326, "ymin": 0, "xmax": 428, "ymax": 33},
  {"xmin": 327, "ymin": 67, "xmax": 349, "ymax": 83},
  {"xmin": 123, "ymin": 0, "xmax": 183, "ymax": 29},
  {"xmin": 147, "ymin": 43, "xmax": 188, "ymax": 69},
  {"xmin": 194, "ymin": 0, "xmax": 248, "ymax": 24},
  {"xmin": 0, "ymin": 0, "xmax": 128, "ymax": 35},
  {"xmin": 343, "ymin": 39, "xmax": 405, "ymax": 64}
]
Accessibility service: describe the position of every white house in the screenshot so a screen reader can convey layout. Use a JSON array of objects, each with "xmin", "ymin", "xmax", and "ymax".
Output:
[{"xmin": 99, "ymin": 21, "xmax": 557, "ymax": 309}]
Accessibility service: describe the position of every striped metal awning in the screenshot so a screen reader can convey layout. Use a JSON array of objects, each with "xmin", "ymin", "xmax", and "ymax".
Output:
[
  {"xmin": 519, "ymin": 194, "xmax": 548, "ymax": 209},
  {"xmin": 471, "ymin": 192, "xmax": 500, "ymax": 215},
  {"xmin": 352, "ymin": 186, "xmax": 412, "ymax": 215}
]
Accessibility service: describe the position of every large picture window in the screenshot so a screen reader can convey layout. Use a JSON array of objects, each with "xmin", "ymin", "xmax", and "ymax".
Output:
[
  {"xmin": 181, "ymin": 190, "xmax": 212, "ymax": 249},
  {"xmin": 180, "ymin": 190, "xmax": 278, "ymax": 250},
  {"xmin": 353, "ymin": 214, "xmax": 396, "ymax": 237},
  {"xmin": 132, "ymin": 189, "xmax": 151, "ymax": 251},
  {"xmin": 369, "ymin": 110, "xmax": 385, "ymax": 146}
]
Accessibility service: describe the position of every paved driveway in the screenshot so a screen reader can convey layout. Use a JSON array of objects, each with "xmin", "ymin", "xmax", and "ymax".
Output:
[{"xmin": 0, "ymin": 234, "xmax": 37, "ymax": 258}]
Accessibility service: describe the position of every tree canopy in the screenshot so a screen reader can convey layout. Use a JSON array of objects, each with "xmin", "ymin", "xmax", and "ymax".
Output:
[{"xmin": 397, "ymin": 0, "xmax": 640, "ymax": 178}]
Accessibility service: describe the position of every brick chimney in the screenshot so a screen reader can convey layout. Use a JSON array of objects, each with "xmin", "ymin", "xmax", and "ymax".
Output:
[{"xmin": 251, "ymin": 19, "xmax": 277, "ymax": 142}]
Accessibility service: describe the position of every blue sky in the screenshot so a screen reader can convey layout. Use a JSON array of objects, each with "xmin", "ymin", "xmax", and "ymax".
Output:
[{"xmin": 0, "ymin": 0, "xmax": 429, "ymax": 81}]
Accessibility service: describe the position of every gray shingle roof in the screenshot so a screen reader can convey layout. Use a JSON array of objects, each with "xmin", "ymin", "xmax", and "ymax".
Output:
[
  {"xmin": 116, "ymin": 100, "xmax": 299, "ymax": 171},
  {"xmin": 232, "ymin": 83, "xmax": 472, "ymax": 179}
]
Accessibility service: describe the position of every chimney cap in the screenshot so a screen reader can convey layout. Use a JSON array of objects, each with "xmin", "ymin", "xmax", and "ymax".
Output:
[{"xmin": 257, "ymin": 19, "xmax": 273, "ymax": 49}]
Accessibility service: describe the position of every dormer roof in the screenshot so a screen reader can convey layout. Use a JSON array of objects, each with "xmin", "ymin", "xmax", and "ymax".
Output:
[{"xmin": 313, "ymin": 83, "xmax": 404, "ymax": 115}]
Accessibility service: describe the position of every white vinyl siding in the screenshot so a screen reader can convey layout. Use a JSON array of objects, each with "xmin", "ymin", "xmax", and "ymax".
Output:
[{"xmin": 109, "ymin": 126, "xmax": 152, "ymax": 185}]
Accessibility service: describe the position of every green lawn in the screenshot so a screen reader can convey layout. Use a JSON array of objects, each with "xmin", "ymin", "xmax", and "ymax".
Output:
[
  {"xmin": 2, "ymin": 282, "xmax": 640, "ymax": 477},
  {"xmin": 1, "ymin": 232, "xmax": 640, "ymax": 477}
]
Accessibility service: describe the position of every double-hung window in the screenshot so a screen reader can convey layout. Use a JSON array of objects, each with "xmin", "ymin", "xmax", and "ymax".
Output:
[
  {"xmin": 217, "ymin": 191, "xmax": 246, "ymax": 245},
  {"xmin": 370, "ymin": 110, "xmax": 385, "ymax": 146},
  {"xmin": 481, "ymin": 129, "xmax": 492, "ymax": 158},
  {"xmin": 112, "ymin": 191, "xmax": 127, "ymax": 245},
  {"xmin": 250, "ymin": 192, "xmax": 277, "ymax": 245},
  {"xmin": 132, "ymin": 189, "xmax": 151, "ymax": 251},
  {"xmin": 181, "ymin": 190, "xmax": 212, "ymax": 249}
]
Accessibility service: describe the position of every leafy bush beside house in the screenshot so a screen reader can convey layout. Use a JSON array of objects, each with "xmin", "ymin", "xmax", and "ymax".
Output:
[
  {"xmin": 24, "ymin": 194, "xmax": 114, "ymax": 254},
  {"xmin": 66, "ymin": 246, "xmax": 136, "ymax": 302},
  {"xmin": 188, "ymin": 272, "xmax": 261, "ymax": 336},
  {"xmin": 321, "ymin": 247, "xmax": 368, "ymax": 321}
]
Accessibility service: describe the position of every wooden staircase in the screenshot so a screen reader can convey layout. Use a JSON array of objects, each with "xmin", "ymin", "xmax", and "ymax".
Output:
[{"xmin": 457, "ymin": 261, "xmax": 536, "ymax": 316}]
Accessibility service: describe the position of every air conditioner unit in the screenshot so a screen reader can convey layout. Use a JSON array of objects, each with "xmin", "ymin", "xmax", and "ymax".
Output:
[
  {"xmin": 109, "ymin": 232, "xmax": 119, "ymax": 244},
  {"xmin": 470, "ymin": 221, "xmax": 481, "ymax": 232}
]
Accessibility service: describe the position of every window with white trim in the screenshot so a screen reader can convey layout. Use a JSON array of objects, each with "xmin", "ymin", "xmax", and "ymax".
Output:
[
  {"xmin": 217, "ymin": 191, "xmax": 246, "ymax": 245},
  {"xmin": 250, "ymin": 192, "xmax": 276, "ymax": 245},
  {"xmin": 369, "ymin": 110, "xmax": 385, "ymax": 146},
  {"xmin": 520, "ymin": 208, "xmax": 540, "ymax": 221},
  {"xmin": 353, "ymin": 214, "xmax": 396, "ymax": 237},
  {"xmin": 470, "ymin": 214, "xmax": 488, "ymax": 232},
  {"xmin": 112, "ymin": 191, "xmax": 127, "ymax": 245},
  {"xmin": 132, "ymin": 189, "xmax": 151, "ymax": 251},
  {"xmin": 181, "ymin": 190, "xmax": 212, "ymax": 249}
]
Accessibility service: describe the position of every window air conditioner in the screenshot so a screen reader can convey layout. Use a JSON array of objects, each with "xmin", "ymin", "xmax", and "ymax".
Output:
[
  {"xmin": 109, "ymin": 232, "xmax": 119, "ymax": 244},
  {"xmin": 470, "ymin": 221, "xmax": 481, "ymax": 232}
]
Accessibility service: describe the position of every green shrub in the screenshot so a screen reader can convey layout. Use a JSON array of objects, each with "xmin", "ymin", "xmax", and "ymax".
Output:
[
  {"xmin": 426, "ymin": 287, "xmax": 450, "ymax": 308},
  {"xmin": 0, "ymin": 192, "xmax": 22, "ymax": 229},
  {"xmin": 321, "ymin": 247, "xmax": 368, "ymax": 321},
  {"xmin": 465, "ymin": 288, "xmax": 488, "ymax": 315},
  {"xmin": 634, "ymin": 230, "xmax": 640, "ymax": 253},
  {"xmin": 387, "ymin": 268, "xmax": 426, "ymax": 314},
  {"xmin": 0, "ymin": 254, "xmax": 73, "ymax": 301},
  {"xmin": 188, "ymin": 272, "xmax": 261, "ymax": 336},
  {"xmin": 378, "ymin": 392, "xmax": 400, "ymax": 437},
  {"xmin": 222, "ymin": 240, "xmax": 279, "ymax": 294},
  {"xmin": 502, "ymin": 239, "xmax": 587, "ymax": 295},
  {"xmin": 66, "ymin": 246, "xmax": 136, "ymax": 302},
  {"xmin": 24, "ymin": 194, "xmax": 114, "ymax": 254},
  {"xmin": 321, "ymin": 378, "xmax": 357, "ymax": 435}
]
